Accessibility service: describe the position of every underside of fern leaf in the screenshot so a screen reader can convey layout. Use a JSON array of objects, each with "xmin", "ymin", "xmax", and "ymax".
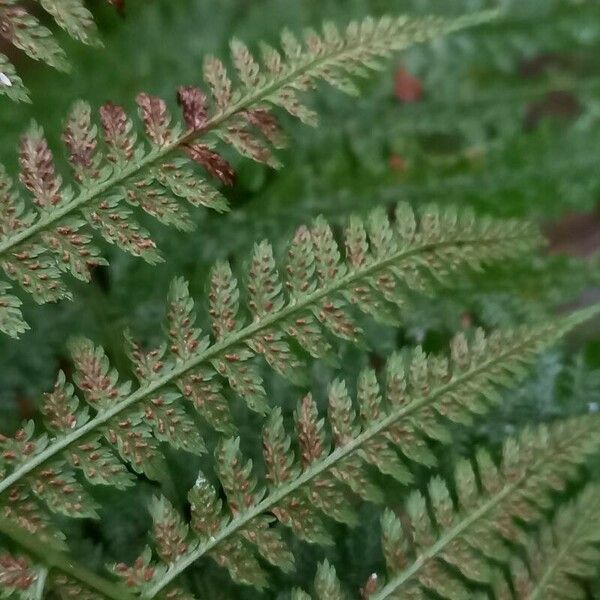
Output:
[
  {"xmin": 137, "ymin": 409, "xmax": 600, "ymax": 598},
  {"xmin": 0, "ymin": 0, "xmax": 118, "ymax": 102},
  {"xmin": 510, "ymin": 484, "xmax": 600, "ymax": 600},
  {"xmin": 0, "ymin": 9, "xmax": 498, "ymax": 336},
  {"xmin": 116, "ymin": 331, "xmax": 600, "ymax": 598},
  {"xmin": 0, "ymin": 201, "xmax": 542, "ymax": 485},
  {"xmin": 292, "ymin": 560, "xmax": 345, "ymax": 600},
  {"xmin": 0, "ymin": 279, "xmax": 594, "ymax": 598},
  {"xmin": 0, "ymin": 515, "xmax": 136, "ymax": 600},
  {"xmin": 365, "ymin": 417, "xmax": 600, "ymax": 600}
]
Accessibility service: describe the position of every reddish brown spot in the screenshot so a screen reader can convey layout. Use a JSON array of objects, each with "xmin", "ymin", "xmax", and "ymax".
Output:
[
  {"xmin": 176, "ymin": 86, "xmax": 208, "ymax": 131},
  {"xmin": 394, "ymin": 67, "xmax": 423, "ymax": 103}
]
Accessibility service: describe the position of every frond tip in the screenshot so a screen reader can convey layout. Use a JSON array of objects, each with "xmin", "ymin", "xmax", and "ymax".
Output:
[
  {"xmin": 511, "ymin": 484, "xmax": 600, "ymax": 600},
  {"xmin": 365, "ymin": 417, "xmax": 600, "ymax": 600},
  {"xmin": 292, "ymin": 560, "xmax": 345, "ymax": 600},
  {"xmin": 0, "ymin": 9, "xmax": 498, "ymax": 335}
]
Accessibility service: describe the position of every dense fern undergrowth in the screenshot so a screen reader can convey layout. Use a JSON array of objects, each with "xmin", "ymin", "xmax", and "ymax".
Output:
[{"xmin": 1, "ymin": 0, "xmax": 600, "ymax": 598}]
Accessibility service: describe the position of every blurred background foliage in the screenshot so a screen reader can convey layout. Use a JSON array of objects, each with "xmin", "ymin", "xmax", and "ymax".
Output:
[{"xmin": 2, "ymin": 0, "xmax": 600, "ymax": 597}]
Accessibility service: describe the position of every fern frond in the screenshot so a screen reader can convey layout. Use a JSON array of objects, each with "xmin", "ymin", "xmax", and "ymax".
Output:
[
  {"xmin": 37, "ymin": 0, "xmax": 99, "ymax": 45},
  {"xmin": 0, "ymin": 516, "xmax": 135, "ymax": 600},
  {"xmin": 365, "ymin": 417, "xmax": 600, "ymax": 600},
  {"xmin": 0, "ymin": 281, "xmax": 27, "ymax": 339},
  {"xmin": 65, "ymin": 308, "xmax": 594, "ymax": 597},
  {"xmin": 0, "ymin": 0, "xmax": 105, "ymax": 102},
  {"xmin": 292, "ymin": 560, "xmax": 345, "ymax": 600},
  {"xmin": 0, "ymin": 206, "xmax": 584, "ymax": 597},
  {"xmin": 509, "ymin": 484, "xmax": 600, "ymax": 600},
  {"xmin": 0, "ymin": 202, "xmax": 540, "ymax": 490},
  {"xmin": 0, "ymin": 10, "xmax": 498, "ymax": 335},
  {"xmin": 0, "ymin": 309, "xmax": 597, "ymax": 597},
  {"xmin": 0, "ymin": 53, "xmax": 27, "ymax": 103}
]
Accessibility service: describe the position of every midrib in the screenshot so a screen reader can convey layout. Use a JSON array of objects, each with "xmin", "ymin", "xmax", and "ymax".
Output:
[
  {"xmin": 0, "ymin": 29, "xmax": 411, "ymax": 257},
  {"xmin": 144, "ymin": 324, "xmax": 552, "ymax": 597},
  {"xmin": 370, "ymin": 427, "xmax": 593, "ymax": 600},
  {"xmin": 0, "ymin": 233, "xmax": 523, "ymax": 495}
]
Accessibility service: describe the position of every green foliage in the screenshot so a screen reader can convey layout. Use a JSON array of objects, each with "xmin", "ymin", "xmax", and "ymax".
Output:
[
  {"xmin": 1, "ymin": 1, "xmax": 600, "ymax": 599},
  {"xmin": 0, "ymin": 0, "xmax": 109, "ymax": 102},
  {"xmin": 0, "ymin": 202, "xmax": 539, "ymax": 482},
  {"xmin": 292, "ymin": 560, "xmax": 345, "ymax": 600},
  {"xmin": 510, "ymin": 484, "xmax": 600, "ymax": 599},
  {"xmin": 0, "ymin": 9, "xmax": 496, "ymax": 337},
  {"xmin": 367, "ymin": 417, "xmax": 600, "ymax": 599},
  {"xmin": 0, "ymin": 298, "xmax": 597, "ymax": 597},
  {"xmin": 112, "ymin": 311, "xmax": 598, "ymax": 598}
]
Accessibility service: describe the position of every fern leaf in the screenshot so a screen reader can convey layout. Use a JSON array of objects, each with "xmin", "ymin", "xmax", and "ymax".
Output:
[
  {"xmin": 95, "ymin": 309, "xmax": 596, "ymax": 597},
  {"xmin": 0, "ymin": 207, "xmax": 586, "ymax": 597},
  {"xmin": 0, "ymin": 10, "xmax": 498, "ymax": 335},
  {"xmin": 0, "ymin": 4, "xmax": 68, "ymax": 71},
  {"xmin": 0, "ymin": 203, "xmax": 541, "ymax": 495},
  {"xmin": 38, "ymin": 0, "xmax": 99, "ymax": 46},
  {"xmin": 0, "ymin": 0, "xmax": 104, "ymax": 101},
  {"xmin": 0, "ymin": 308, "xmax": 597, "ymax": 596},
  {"xmin": 365, "ymin": 417, "xmax": 600, "ymax": 600},
  {"xmin": 0, "ymin": 282, "xmax": 28, "ymax": 338},
  {"xmin": 0, "ymin": 517, "xmax": 135, "ymax": 600},
  {"xmin": 510, "ymin": 484, "xmax": 600, "ymax": 600},
  {"xmin": 292, "ymin": 560, "xmax": 345, "ymax": 600},
  {"xmin": 0, "ymin": 0, "xmax": 115, "ymax": 102},
  {"xmin": 0, "ymin": 551, "xmax": 40, "ymax": 600},
  {"xmin": 0, "ymin": 52, "xmax": 28, "ymax": 103}
]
